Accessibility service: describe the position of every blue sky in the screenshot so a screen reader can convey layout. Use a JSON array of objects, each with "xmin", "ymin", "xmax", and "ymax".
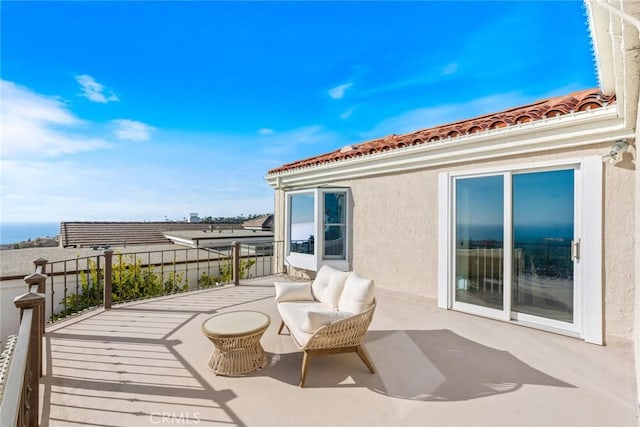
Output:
[{"xmin": 1, "ymin": 1, "xmax": 597, "ymax": 223}]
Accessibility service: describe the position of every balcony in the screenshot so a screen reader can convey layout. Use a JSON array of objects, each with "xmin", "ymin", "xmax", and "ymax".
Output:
[{"xmin": 30, "ymin": 276, "xmax": 635, "ymax": 426}]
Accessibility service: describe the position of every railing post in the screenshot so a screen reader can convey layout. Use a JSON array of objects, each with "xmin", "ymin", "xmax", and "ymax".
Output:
[
  {"xmin": 23, "ymin": 272, "xmax": 46, "ymax": 378},
  {"xmin": 15, "ymin": 291, "xmax": 45, "ymax": 384},
  {"xmin": 35, "ymin": 258, "xmax": 49, "ymax": 340},
  {"xmin": 232, "ymin": 241, "xmax": 240, "ymax": 286},
  {"xmin": 33, "ymin": 258, "xmax": 48, "ymax": 288},
  {"xmin": 24, "ymin": 272, "xmax": 46, "ymax": 295},
  {"xmin": 1, "ymin": 292, "xmax": 42, "ymax": 427},
  {"xmin": 103, "ymin": 249, "xmax": 113, "ymax": 310}
]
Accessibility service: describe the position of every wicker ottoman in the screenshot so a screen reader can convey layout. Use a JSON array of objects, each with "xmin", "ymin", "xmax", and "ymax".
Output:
[{"xmin": 201, "ymin": 311, "xmax": 271, "ymax": 376}]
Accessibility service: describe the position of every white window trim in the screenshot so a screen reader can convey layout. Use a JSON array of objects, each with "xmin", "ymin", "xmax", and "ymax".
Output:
[
  {"xmin": 285, "ymin": 187, "xmax": 350, "ymax": 272},
  {"xmin": 581, "ymin": 156, "xmax": 603, "ymax": 344},
  {"xmin": 438, "ymin": 157, "xmax": 603, "ymax": 344}
]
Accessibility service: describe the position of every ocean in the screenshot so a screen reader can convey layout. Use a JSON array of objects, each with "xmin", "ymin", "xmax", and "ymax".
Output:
[
  {"xmin": 0, "ymin": 222, "xmax": 60, "ymax": 245},
  {"xmin": 290, "ymin": 222, "xmax": 314, "ymax": 241}
]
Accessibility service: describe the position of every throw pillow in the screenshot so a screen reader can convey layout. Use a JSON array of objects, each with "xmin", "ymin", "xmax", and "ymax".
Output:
[
  {"xmin": 274, "ymin": 281, "xmax": 313, "ymax": 302},
  {"xmin": 301, "ymin": 310, "xmax": 353, "ymax": 333},
  {"xmin": 338, "ymin": 272, "xmax": 375, "ymax": 313},
  {"xmin": 319, "ymin": 271, "xmax": 350, "ymax": 310},
  {"xmin": 310, "ymin": 265, "xmax": 340, "ymax": 299}
]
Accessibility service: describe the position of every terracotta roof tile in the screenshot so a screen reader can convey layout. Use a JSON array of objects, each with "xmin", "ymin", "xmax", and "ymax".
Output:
[{"xmin": 267, "ymin": 88, "xmax": 615, "ymax": 175}]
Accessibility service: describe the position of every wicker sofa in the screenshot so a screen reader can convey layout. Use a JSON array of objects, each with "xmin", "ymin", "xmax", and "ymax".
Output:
[{"xmin": 274, "ymin": 265, "xmax": 376, "ymax": 387}]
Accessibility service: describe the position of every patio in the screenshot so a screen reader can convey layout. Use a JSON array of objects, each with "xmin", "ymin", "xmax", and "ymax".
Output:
[{"xmin": 40, "ymin": 276, "xmax": 636, "ymax": 426}]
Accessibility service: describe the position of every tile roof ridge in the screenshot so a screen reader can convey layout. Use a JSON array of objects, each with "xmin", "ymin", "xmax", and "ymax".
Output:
[{"xmin": 267, "ymin": 88, "xmax": 615, "ymax": 175}]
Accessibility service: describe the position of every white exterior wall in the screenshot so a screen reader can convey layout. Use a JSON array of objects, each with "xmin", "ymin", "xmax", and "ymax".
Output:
[
  {"xmin": 0, "ymin": 279, "xmax": 29, "ymax": 345},
  {"xmin": 274, "ymin": 144, "xmax": 635, "ymax": 341}
]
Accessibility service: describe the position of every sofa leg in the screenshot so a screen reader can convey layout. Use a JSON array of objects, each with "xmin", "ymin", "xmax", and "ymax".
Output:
[
  {"xmin": 277, "ymin": 321, "xmax": 286, "ymax": 335},
  {"xmin": 356, "ymin": 345, "xmax": 375, "ymax": 374},
  {"xmin": 300, "ymin": 351, "xmax": 312, "ymax": 387}
]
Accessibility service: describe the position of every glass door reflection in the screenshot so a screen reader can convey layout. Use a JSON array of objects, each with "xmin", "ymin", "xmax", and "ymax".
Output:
[
  {"xmin": 455, "ymin": 175, "xmax": 504, "ymax": 310},
  {"xmin": 512, "ymin": 169, "xmax": 575, "ymax": 323}
]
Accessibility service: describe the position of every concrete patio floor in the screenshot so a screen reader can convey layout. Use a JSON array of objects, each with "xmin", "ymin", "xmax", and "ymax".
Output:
[{"xmin": 40, "ymin": 276, "xmax": 637, "ymax": 427}]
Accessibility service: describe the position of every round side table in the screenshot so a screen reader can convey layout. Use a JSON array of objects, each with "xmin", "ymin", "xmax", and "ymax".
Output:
[{"xmin": 201, "ymin": 311, "xmax": 271, "ymax": 376}]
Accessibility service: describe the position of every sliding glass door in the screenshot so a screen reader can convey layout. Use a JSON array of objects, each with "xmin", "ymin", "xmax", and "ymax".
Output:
[
  {"xmin": 453, "ymin": 168, "xmax": 577, "ymax": 329},
  {"xmin": 512, "ymin": 170, "xmax": 574, "ymax": 323}
]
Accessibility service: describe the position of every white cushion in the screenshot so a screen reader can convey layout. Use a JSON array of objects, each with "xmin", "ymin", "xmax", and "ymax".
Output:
[
  {"xmin": 277, "ymin": 301, "xmax": 327, "ymax": 347},
  {"xmin": 318, "ymin": 271, "xmax": 350, "ymax": 309},
  {"xmin": 338, "ymin": 272, "xmax": 375, "ymax": 313},
  {"xmin": 311, "ymin": 265, "xmax": 341, "ymax": 299},
  {"xmin": 278, "ymin": 301, "xmax": 325, "ymax": 330},
  {"xmin": 274, "ymin": 281, "xmax": 313, "ymax": 302},
  {"xmin": 301, "ymin": 310, "xmax": 353, "ymax": 333}
]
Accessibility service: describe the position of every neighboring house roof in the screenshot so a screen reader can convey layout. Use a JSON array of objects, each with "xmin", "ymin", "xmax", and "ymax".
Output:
[
  {"xmin": 60, "ymin": 221, "xmax": 236, "ymax": 248},
  {"xmin": 242, "ymin": 214, "xmax": 274, "ymax": 230},
  {"xmin": 267, "ymin": 88, "xmax": 616, "ymax": 176},
  {"xmin": 164, "ymin": 229, "xmax": 274, "ymax": 249}
]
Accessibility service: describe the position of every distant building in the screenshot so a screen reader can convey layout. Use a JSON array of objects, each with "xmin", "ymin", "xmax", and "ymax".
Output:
[
  {"xmin": 188, "ymin": 213, "xmax": 201, "ymax": 223},
  {"xmin": 242, "ymin": 214, "xmax": 274, "ymax": 231},
  {"xmin": 164, "ymin": 228, "xmax": 273, "ymax": 249},
  {"xmin": 163, "ymin": 228, "xmax": 274, "ymax": 255},
  {"xmin": 59, "ymin": 221, "xmax": 225, "ymax": 248}
]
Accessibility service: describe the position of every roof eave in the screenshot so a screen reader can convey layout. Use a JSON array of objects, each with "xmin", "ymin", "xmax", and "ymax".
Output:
[
  {"xmin": 586, "ymin": 0, "xmax": 617, "ymax": 94},
  {"xmin": 587, "ymin": 0, "xmax": 640, "ymax": 128},
  {"xmin": 266, "ymin": 107, "xmax": 630, "ymax": 189}
]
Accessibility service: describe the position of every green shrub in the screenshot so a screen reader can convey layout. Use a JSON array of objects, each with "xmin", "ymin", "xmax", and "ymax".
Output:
[
  {"xmin": 198, "ymin": 272, "xmax": 220, "ymax": 289},
  {"xmin": 53, "ymin": 258, "xmax": 103, "ymax": 320},
  {"xmin": 53, "ymin": 254, "xmax": 256, "ymax": 321}
]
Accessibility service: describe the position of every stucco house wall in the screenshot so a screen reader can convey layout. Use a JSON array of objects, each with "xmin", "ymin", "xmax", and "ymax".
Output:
[{"xmin": 273, "ymin": 142, "xmax": 635, "ymax": 342}]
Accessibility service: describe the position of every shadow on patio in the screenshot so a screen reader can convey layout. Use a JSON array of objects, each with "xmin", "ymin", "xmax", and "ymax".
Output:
[
  {"xmin": 38, "ymin": 277, "xmax": 636, "ymax": 427},
  {"xmin": 264, "ymin": 329, "xmax": 574, "ymax": 400},
  {"xmin": 40, "ymin": 283, "xmax": 275, "ymax": 427}
]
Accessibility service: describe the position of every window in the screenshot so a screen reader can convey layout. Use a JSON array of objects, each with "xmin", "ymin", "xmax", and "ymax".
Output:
[
  {"xmin": 289, "ymin": 193, "xmax": 315, "ymax": 255},
  {"xmin": 323, "ymin": 192, "xmax": 346, "ymax": 259},
  {"xmin": 286, "ymin": 188, "xmax": 350, "ymax": 271}
]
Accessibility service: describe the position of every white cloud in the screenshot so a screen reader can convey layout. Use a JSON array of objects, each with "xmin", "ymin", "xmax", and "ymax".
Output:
[
  {"xmin": 0, "ymin": 149, "xmax": 276, "ymax": 222},
  {"xmin": 258, "ymin": 128, "xmax": 274, "ymax": 135},
  {"xmin": 75, "ymin": 74, "xmax": 119, "ymax": 103},
  {"xmin": 360, "ymin": 92, "xmax": 531, "ymax": 139},
  {"xmin": 0, "ymin": 82, "xmax": 280, "ymax": 222},
  {"xmin": 261, "ymin": 125, "xmax": 338, "ymax": 156},
  {"xmin": 328, "ymin": 82, "xmax": 353, "ymax": 100},
  {"xmin": 442, "ymin": 63, "xmax": 459, "ymax": 75},
  {"xmin": 340, "ymin": 106, "xmax": 357, "ymax": 120},
  {"xmin": 361, "ymin": 62, "xmax": 459, "ymax": 98},
  {"xmin": 0, "ymin": 158, "xmax": 116, "ymax": 221},
  {"xmin": 0, "ymin": 80, "xmax": 109, "ymax": 158},
  {"xmin": 276, "ymin": 126, "xmax": 323, "ymax": 144},
  {"xmin": 112, "ymin": 119, "xmax": 155, "ymax": 142}
]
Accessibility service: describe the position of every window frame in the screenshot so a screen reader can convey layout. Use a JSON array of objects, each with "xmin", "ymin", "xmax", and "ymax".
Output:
[{"xmin": 285, "ymin": 187, "xmax": 350, "ymax": 272}]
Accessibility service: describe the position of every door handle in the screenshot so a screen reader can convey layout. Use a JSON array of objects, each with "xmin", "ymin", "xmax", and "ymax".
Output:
[{"xmin": 571, "ymin": 239, "xmax": 580, "ymax": 262}]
